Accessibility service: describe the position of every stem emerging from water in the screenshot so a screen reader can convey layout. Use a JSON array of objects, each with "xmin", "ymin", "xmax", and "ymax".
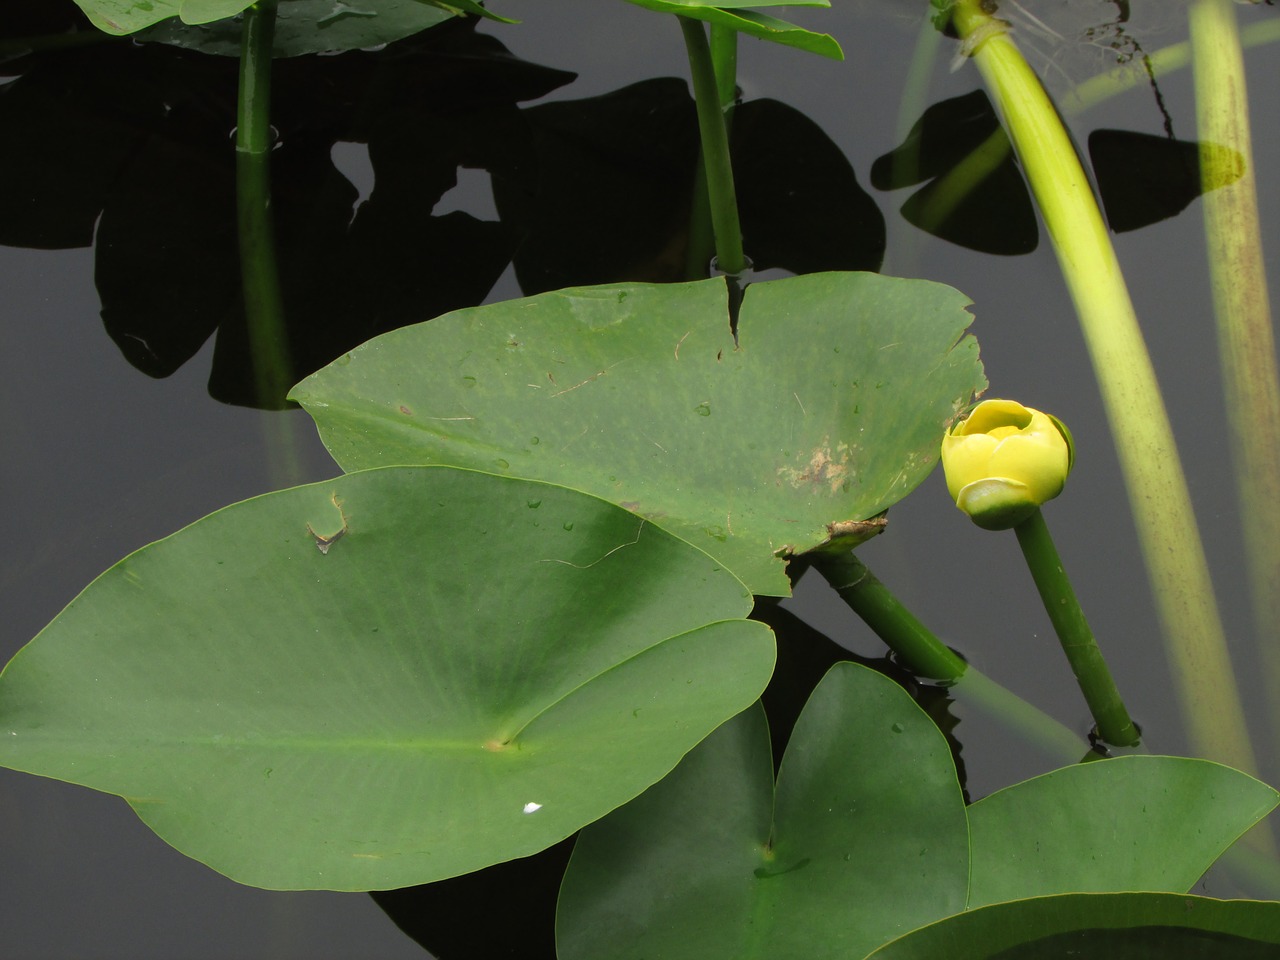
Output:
[
  {"xmin": 678, "ymin": 16, "xmax": 746, "ymax": 276},
  {"xmin": 1013, "ymin": 509, "xmax": 1140, "ymax": 747},
  {"xmin": 811, "ymin": 552, "xmax": 1086, "ymax": 762},
  {"xmin": 1189, "ymin": 0, "xmax": 1280, "ymax": 768},
  {"xmin": 237, "ymin": 0, "xmax": 292, "ymax": 408},
  {"xmin": 949, "ymin": 0, "xmax": 1258, "ymax": 778}
]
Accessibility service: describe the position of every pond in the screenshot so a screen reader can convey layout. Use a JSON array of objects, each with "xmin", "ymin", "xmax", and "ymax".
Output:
[{"xmin": 2, "ymin": 1, "xmax": 1279, "ymax": 956}]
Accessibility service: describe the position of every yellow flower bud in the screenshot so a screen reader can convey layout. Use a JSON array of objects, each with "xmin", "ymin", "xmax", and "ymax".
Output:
[{"xmin": 941, "ymin": 399, "xmax": 1073, "ymax": 530}]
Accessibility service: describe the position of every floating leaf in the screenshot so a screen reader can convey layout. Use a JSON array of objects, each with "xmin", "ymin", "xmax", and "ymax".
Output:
[
  {"xmin": 73, "ymin": 0, "xmax": 507, "ymax": 40},
  {"xmin": 556, "ymin": 662, "xmax": 970, "ymax": 960},
  {"xmin": 70, "ymin": 0, "xmax": 184, "ymax": 34},
  {"xmin": 179, "ymin": 0, "xmax": 254, "ymax": 26},
  {"xmin": 291, "ymin": 273, "xmax": 986, "ymax": 595},
  {"xmin": 140, "ymin": 0, "xmax": 467, "ymax": 56},
  {"xmin": 967, "ymin": 756, "xmax": 1280, "ymax": 908},
  {"xmin": 557, "ymin": 662, "xmax": 1280, "ymax": 958},
  {"xmin": 865, "ymin": 893, "xmax": 1280, "ymax": 959},
  {"xmin": 0, "ymin": 467, "xmax": 774, "ymax": 891}
]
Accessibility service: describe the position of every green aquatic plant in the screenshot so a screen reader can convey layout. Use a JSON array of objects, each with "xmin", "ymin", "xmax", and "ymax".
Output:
[
  {"xmin": 942, "ymin": 0, "xmax": 1259, "ymax": 781},
  {"xmin": 2, "ymin": 1, "xmax": 1280, "ymax": 956}
]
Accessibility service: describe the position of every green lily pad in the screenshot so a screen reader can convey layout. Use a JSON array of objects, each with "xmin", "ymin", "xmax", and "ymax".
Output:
[
  {"xmin": 0, "ymin": 466, "xmax": 774, "ymax": 891},
  {"xmin": 291, "ymin": 273, "xmax": 986, "ymax": 596},
  {"xmin": 71, "ymin": 0, "xmax": 184, "ymax": 33},
  {"xmin": 967, "ymin": 756, "xmax": 1280, "ymax": 908},
  {"xmin": 865, "ymin": 893, "xmax": 1280, "ymax": 959},
  {"xmin": 556, "ymin": 661, "xmax": 1280, "ymax": 958},
  {"xmin": 620, "ymin": 0, "xmax": 842, "ymax": 60},
  {"xmin": 140, "ymin": 0, "xmax": 456, "ymax": 55},
  {"xmin": 555, "ymin": 662, "xmax": 971, "ymax": 960},
  {"xmin": 73, "ymin": 0, "xmax": 506, "ymax": 41}
]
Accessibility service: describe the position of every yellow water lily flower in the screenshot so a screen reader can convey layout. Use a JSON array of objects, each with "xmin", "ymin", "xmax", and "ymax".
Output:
[{"xmin": 941, "ymin": 399, "xmax": 1073, "ymax": 530}]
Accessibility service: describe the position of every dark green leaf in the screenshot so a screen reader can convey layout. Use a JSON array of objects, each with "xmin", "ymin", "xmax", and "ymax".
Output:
[
  {"xmin": 967, "ymin": 756, "xmax": 1280, "ymax": 908},
  {"xmin": 556, "ymin": 662, "xmax": 970, "ymax": 960},
  {"xmin": 140, "ymin": 0, "xmax": 458, "ymax": 56},
  {"xmin": 865, "ymin": 893, "xmax": 1280, "ymax": 959}
]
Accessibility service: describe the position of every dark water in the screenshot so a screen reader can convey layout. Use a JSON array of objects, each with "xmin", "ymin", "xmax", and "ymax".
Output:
[{"xmin": 2, "ymin": 1, "xmax": 1278, "ymax": 955}]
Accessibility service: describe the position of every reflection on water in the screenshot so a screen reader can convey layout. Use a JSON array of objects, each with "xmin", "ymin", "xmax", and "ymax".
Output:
[{"xmin": 1, "ymin": 0, "xmax": 1278, "ymax": 954}]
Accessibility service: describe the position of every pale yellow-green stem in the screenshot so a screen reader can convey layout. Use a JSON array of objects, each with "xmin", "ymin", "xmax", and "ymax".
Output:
[
  {"xmin": 950, "ymin": 0, "xmax": 1258, "ymax": 779},
  {"xmin": 1190, "ymin": 0, "xmax": 1280, "ymax": 763},
  {"xmin": 1061, "ymin": 18, "xmax": 1280, "ymax": 117}
]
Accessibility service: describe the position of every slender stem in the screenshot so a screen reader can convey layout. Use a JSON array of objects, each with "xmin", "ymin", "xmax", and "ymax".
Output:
[
  {"xmin": 1014, "ymin": 509, "xmax": 1140, "ymax": 747},
  {"xmin": 236, "ymin": 0, "xmax": 292, "ymax": 408},
  {"xmin": 678, "ymin": 16, "xmax": 746, "ymax": 276},
  {"xmin": 1189, "ymin": 0, "xmax": 1280, "ymax": 765},
  {"xmin": 709, "ymin": 23, "xmax": 738, "ymax": 114},
  {"xmin": 815, "ymin": 551, "xmax": 967, "ymax": 680},
  {"xmin": 683, "ymin": 24, "xmax": 739, "ymax": 280},
  {"xmin": 811, "ymin": 552, "xmax": 1086, "ymax": 762},
  {"xmin": 1061, "ymin": 19, "xmax": 1280, "ymax": 118},
  {"xmin": 950, "ymin": 0, "xmax": 1259, "ymax": 778},
  {"xmin": 237, "ymin": 1, "xmax": 277, "ymax": 157}
]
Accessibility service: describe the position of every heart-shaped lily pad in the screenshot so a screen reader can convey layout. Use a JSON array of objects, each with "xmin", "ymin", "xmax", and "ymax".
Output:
[
  {"xmin": 139, "ymin": 0, "xmax": 455, "ymax": 56},
  {"xmin": 291, "ymin": 273, "xmax": 986, "ymax": 595},
  {"xmin": 556, "ymin": 662, "xmax": 1280, "ymax": 959},
  {"xmin": 967, "ymin": 755, "xmax": 1280, "ymax": 908},
  {"xmin": 556, "ymin": 662, "xmax": 970, "ymax": 960},
  {"xmin": 0, "ymin": 466, "xmax": 774, "ymax": 891},
  {"xmin": 73, "ymin": 0, "xmax": 503, "ymax": 40},
  {"xmin": 864, "ymin": 893, "xmax": 1280, "ymax": 959}
]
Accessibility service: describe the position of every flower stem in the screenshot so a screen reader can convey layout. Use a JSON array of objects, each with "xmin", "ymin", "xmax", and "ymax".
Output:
[
  {"xmin": 678, "ymin": 16, "xmax": 746, "ymax": 276},
  {"xmin": 1013, "ymin": 509, "xmax": 1140, "ymax": 747},
  {"xmin": 236, "ymin": 0, "xmax": 292, "ymax": 408},
  {"xmin": 950, "ymin": 0, "xmax": 1258, "ymax": 777},
  {"xmin": 811, "ymin": 552, "xmax": 1087, "ymax": 763}
]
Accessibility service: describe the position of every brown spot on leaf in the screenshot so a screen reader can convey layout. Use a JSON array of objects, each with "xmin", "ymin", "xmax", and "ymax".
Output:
[{"xmin": 776, "ymin": 437, "xmax": 857, "ymax": 496}]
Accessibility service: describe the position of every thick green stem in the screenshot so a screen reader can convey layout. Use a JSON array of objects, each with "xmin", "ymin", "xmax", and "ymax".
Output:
[
  {"xmin": 815, "ymin": 552, "xmax": 966, "ymax": 680},
  {"xmin": 236, "ymin": 0, "xmax": 292, "ymax": 408},
  {"xmin": 709, "ymin": 23, "xmax": 738, "ymax": 113},
  {"xmin": 1014, "ymin": 509, "xmax": 1140, "ymax": 747},
  {"xmin": 951, "ymin": 0, "xmax": 1258, "ymax": 778},
  {"xmin": 811, "ymin": 552, "xmax": 1087, "ymax": 763},
  {"xmin": 1189, "ymin": 0, "xmax": 1280, "ymax": 763},
  {"xmin": 683, "ymin": 25, "xmax": 739, "ymax": 280},
  {"xmin": 678, "ymin": 16, "xmax": 746, "ymax": 276}
]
